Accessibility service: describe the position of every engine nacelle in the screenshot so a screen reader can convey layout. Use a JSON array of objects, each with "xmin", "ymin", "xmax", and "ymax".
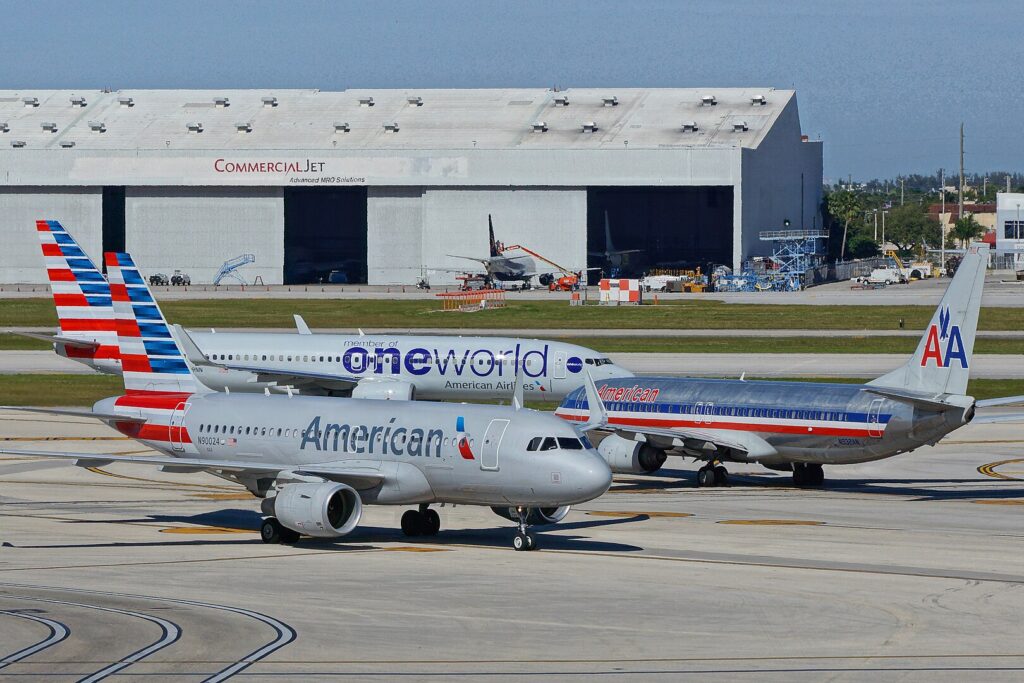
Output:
[
  {"xmin": 598, "ymin": 434, "xmax": 667, "ymax": 474},
  {"xmin": 351, "ymin": 379, "xmax": 416, "ymax": 401},
  {"xmin": 491, "ymin": 505, "xmax": 571, "ymax": 526},
  {"xmin": 264, "ymin": 482, "xmax": 362, "ymax": 538}
]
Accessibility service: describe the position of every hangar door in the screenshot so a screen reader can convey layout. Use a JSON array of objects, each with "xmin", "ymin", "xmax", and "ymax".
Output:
[
  {"xmin": 587, "ymin": 187, "xmax": 733, "ymax": 277},
  {"xmin": 284, "ymin": 188, "xmax": 367, "ymax": 284}
]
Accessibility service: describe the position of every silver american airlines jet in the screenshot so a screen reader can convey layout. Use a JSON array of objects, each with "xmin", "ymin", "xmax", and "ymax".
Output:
[
  {"xmin": 26, "ymin": 220, "xmax": 631, "ymax": 401},
  {"xmin": 558, "ymin": 244, "xmax": 1024, "ymax": 487},
  {"xmin": 3, "ymin": 250, "xmax": 612, "ymax": 550}
]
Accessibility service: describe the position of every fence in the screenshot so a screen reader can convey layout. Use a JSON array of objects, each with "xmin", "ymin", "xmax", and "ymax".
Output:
[{"xmin": 436, "ymin": 289, "xmax": 507, "ymax": 311}]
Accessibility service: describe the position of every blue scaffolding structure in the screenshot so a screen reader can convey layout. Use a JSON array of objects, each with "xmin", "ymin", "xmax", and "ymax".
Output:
[{"xmin": 716, "ymin": 229, "xmax": 827, "ymax": 292}]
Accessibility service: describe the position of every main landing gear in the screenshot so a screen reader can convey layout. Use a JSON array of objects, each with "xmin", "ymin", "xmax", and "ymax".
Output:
[
  {"xmin": 260, "ymin": 517, "xmax": 300, "ymax": 544},
  {"xmin": 696, "ymin": 462, "xmax": 729, "ymax": 487},
  {"xmin": 512, "ymin": 506, "xmax": 537, "ymax": 552},
  {"xmin": 401, "ymin": 504, "xmax": 441, "ymax": 537},
  {"xmin": 792, "ymin": 463, "xmax": 825, "ymax": 487}
]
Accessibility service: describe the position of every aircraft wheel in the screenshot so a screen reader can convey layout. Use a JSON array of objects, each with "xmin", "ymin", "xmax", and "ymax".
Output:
[
  {"xmin": 260, "ymin": 517, "xmax": 282, "ymax": 544},
  {"xmin": 525, "ymin": 533, "xmax": 537, "ymax": 551},
  {"xmin": 714, "ymin": 465, "xmax": 729, "ymax": 486},
  {"xmin": 423, "ymin": 509, "xmax": 441, "ymax": 536},
  {"xmin": 807, "ymin": 464, "xmax": 825, "ymax": 487},
  {"xmin": 697, "ymin": 467, "xmax": 716, "ymax": 488},
  {"xmin": 513, "ymin": 532, "xmax": 532, "ymax": 551},
  {"xmin": 792, "ymin": 463, "xmax": 808, "ymax": 487},
  {"xmin": 401, "ymin": 510, "xmax": 424, "ymax": 537}
]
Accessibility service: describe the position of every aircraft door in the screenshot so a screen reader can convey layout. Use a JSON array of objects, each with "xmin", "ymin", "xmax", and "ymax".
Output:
[
  {"xmin": 867, "ymin": 399, "xmax": 885, "ymax": 438},
  {"xmin": 169, "ymin": 401, "xmax": 189, "ymax": 452},
  {"xmin": 480, "ymin": 419, "xmax": 508, "ymax": 471},
  {"xmin": 554, "ymin": 351, "xmax": 567, "ymax": 379}
]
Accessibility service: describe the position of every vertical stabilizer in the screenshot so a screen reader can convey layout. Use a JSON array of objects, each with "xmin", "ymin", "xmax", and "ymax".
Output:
[
  {"xmin": 488, "ymin": 214, "xmax": 499, "ymax": 257},
  {"xmin": 36, "ymin": 220, "xmax": 118, "ymax": 363},
  {"xmin": 105, "ymin": 252, "xmax": 203, "ymax": 395},
  {"xmin": 868, "ymin": 244, "xmax": 988, "ymax": 396},
  {"xmin": 604, "ymin": 211, "xmax": 616, "ymax": 255}
]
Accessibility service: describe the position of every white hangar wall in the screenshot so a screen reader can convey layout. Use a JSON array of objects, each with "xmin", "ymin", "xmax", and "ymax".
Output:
[
  {"xmin": 0, "ymin": 187, "xmax": 103, "ymax": 284},
  {"xmin": 124, "ymin": 187, "xmax": 284, "ymax": 285}
]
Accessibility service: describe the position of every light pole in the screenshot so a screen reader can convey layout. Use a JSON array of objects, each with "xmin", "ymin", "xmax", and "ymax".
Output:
[
  {"xmin": 873, "ymin": 209, "xmax": 878, "ymax": 241},
  {"xmin": 881, "ymin": 210, "xmax": 888, "ymax": 248}
]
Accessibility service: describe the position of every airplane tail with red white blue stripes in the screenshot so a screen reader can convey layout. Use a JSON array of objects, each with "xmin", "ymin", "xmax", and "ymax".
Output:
[
  {"xmin": 34, "ymin": 220, "xmax": 120, "ymax": 372},
  {"xmin": 105, "ymin": 251, "xmax": 206, "ymax": 396}
]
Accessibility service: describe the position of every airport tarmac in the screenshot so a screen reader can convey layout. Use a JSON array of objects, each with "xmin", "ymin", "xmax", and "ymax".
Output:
[
  {"xmin": 1, "ymin": 409, "xmax": 1024, "ymax": 680},
  {"xmin": 2, "ymin": 276, "xmax": 1023, "ymax": 306},
  {"xmin": 3, "ymin": 349, "xmax": 1022, "ymax": 379}
]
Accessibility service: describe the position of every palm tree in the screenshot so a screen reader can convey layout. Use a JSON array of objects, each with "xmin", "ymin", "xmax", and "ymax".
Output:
[
  {"xmin": 827, "ymin": 190, "xmax": 860, "ymax": 260},
  {"xmin": 952, "ymin": 214, "xmax": 984, "ymax": 247}
]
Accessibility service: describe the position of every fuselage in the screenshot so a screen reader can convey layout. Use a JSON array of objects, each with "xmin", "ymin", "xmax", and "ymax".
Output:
[
  {"xmin": 557, "ymin": 377, "xmax": 974, "ymax": 465},
  {"xmin": 184, "ymin": 332, "xmax": 630, "ymax": 400},
  {"xmin": 96, "ymin": 391, "xmax": 612, "ymax": 507}
]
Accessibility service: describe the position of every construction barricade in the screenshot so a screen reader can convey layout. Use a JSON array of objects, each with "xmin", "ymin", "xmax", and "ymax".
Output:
[
  {"xmin": 436, "ymin": 289, "xmax": 506, "ymax": 312},
  {"xmin": 598, "ymin": 278, "xmax": 642, "ymax": 305}
]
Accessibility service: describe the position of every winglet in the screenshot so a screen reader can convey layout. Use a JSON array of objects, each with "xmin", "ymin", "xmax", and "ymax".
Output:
[
  {"xmin": 173, "ymin": 324, "xmax": 211, "ymax": 367},
  {"xmin": 294, "ymin": 314, "xmax": 312, "ymax": 335},
  {"xmin": 511, "ymin": 364, "xmax": 525, "ymax": 411},
  {"xmin": 578, "ymin": 371, "xmax": 608, "ymax": 432}
]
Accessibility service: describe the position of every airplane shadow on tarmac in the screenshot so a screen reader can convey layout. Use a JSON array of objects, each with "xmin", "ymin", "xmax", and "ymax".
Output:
[
  {"xmin": 638, "ymin": 467, "xmax": 1024, "ymax": 503},
  {"xmin": 14, "ymin": 507, "xmax": 646, "ymax": 553}
]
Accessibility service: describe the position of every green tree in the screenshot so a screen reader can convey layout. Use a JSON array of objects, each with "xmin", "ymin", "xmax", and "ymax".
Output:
[
  {"xmin": 952, "ymin": 214, "xmax": 984, "ymax": 247},
  {"xmin": 883, "ymin": 203, "xmax": 941, "ymax": 255},
  {"xmin": 826, "ymin": 190, "xmax": 860, "ymax": 260},
  {"xmin": 847, "ymin": 231, "xmax": 881, "ymax": 258}
]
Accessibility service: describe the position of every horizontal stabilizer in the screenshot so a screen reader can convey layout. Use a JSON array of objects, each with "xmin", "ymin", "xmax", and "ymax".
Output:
[
  {"xmin": 863, "ymin": 386, "xmax": 958, "ymax": 411},
  {"xmin": 0, "ymin": 406, "xmax": 147, "ymax": 423},
  {"xmin": 9, "ymin": 331, "xmax": 101, "ymax": 349},
  {"xmin": 971, "ymin": 413, "xmax": 1024, "ymax": 424},
  {"xmin": 976, "ymin": 395, "xmax": 1024, "ymax": 408}
]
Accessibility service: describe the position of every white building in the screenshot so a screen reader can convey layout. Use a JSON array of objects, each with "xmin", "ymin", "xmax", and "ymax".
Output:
[
  {"xmin": 0, "ymin": 88, "xmax": 822, "ymax": 284},
  {"xmin": 996, "ymin": 193, "xmax": 1024, "ymax": 270}
]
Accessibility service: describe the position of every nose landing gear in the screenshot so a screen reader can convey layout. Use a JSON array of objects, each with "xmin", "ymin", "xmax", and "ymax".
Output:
[
  {"xmin": 401, "ymin": 504, "xmax": 441, "ymax": 537},
  {"xmin": 513, "ymin": 506, "xmax": 537, "ymax": 551}
]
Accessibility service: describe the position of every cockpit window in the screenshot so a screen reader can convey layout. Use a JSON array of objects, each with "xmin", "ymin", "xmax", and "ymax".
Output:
[
  {"xmin": 540, "ymin": 437, "xmax": 558, "ymax": 451},
  {"xmin": 527, "ymin": 437, "xmax": 543, "ymax": 451},
  {"xmin": 584, "ymin": 358, "xmax": 614, "ymax": 367},
  {"xmin": 557, "ymin": 437, "xmax": 583, "ymax": 450},
  {"xmin": 580, "ymin": 435, "xmax": 593, "ymax": 449}
]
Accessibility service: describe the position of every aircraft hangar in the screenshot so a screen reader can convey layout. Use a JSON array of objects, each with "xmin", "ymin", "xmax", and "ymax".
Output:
[{"xmin": 0, "ymin": 88, "xmax": 822, "ymax": 285}]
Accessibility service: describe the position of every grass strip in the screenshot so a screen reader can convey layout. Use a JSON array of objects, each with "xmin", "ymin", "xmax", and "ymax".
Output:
[{"xmin": 3, "ymin": 297, "xmax": 1024, "ymax": 331}]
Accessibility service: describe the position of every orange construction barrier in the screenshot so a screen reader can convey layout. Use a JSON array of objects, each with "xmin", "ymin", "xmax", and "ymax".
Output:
[{"xmin": 436, "ymin": 288, "xmax": 507, "ymax": 312}]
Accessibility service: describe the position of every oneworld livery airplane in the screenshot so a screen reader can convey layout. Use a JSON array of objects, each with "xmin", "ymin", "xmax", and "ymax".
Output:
[
  {"xmin": 3, "ymin": 252, "xmax": 612, "ymax": 550},
  {"xmin": 26, "ymin": 220, "xmax": 631, "ymax": 401},
  {"xmin": 557, "ymin": 244, "xmax": 1024, "ymax": 487}
]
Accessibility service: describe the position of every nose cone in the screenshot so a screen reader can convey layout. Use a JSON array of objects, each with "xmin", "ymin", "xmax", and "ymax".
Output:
[
  {"xmin": 569, "ymin": 449, "xmax": 613, "ymax": 502},
  {"xmin": 597, "ymin": 363, "xmax": 633, "ymax": 381}
]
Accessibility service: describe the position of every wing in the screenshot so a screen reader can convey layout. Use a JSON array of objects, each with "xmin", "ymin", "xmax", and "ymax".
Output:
[
  {"xmin": 971, "ymin": 413, "xmax": 1024, "ymax": 424},
  {"xmin": 607, "ymin": 424, "xmax": 778, "ymax": 460},
  {"xmin": 446, "ymin": 254, "xmax": 489, "ymax": 265},
  {"xmin": 206, "ymin": 363, "xmax": 362, "ymax": 391},
  {"xmin": 0, "ymin": 448, "xmax": 387, "ymax": 490}
]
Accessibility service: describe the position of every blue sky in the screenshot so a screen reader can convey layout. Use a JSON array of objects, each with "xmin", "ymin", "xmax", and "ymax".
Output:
[{"xmin": 2, "ymin": 0, "xmax": 1020, "ymax": 180}]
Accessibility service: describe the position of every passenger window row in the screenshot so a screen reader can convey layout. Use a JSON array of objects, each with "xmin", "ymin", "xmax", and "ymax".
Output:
[
  {"xmin": 198, "ymin": 423, "xmax": 299, "ymax": 438},
  {"xmin": 602, "ymin": 402, "xmax": 849, "ymax": 422}
]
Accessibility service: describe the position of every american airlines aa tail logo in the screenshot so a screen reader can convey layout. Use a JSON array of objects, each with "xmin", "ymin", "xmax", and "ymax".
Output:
[
  {"xmin": 920, "ymin": 306, "xmax": 968, "ymax": 369},
  {"xmin": 456, "ymin": 416, "xmax": 475, "ymax": 460}
]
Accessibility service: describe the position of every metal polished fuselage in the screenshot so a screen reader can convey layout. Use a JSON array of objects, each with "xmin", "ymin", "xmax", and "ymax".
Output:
[
  {"xmin": 559, "ymin": 377, "xmax": 973, "ymax": 465},
  {"xmin": 186, "ymin": 332, "xmax": 630, "ymax": 400},
  {"xmin": 97, "ymin": 392, "xmax": 612, "ymax": 506}
]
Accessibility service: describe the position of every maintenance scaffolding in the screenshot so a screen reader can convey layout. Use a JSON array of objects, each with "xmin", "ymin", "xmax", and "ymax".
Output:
[{"xmin": 717, "ymin": 229, "xmax": 828, "ymax": 292}]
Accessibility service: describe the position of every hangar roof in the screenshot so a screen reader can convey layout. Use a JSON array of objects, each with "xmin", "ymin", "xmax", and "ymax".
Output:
[{"xmin": 0, "ymin": 88, "xmax": 795, "ymax": 152}]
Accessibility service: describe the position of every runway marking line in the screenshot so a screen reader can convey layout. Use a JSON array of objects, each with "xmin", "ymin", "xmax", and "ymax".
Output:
[
  {"xmin": 190, "ymin": 493, "xmax": 253, "ymax": 500},
  {"xmin": 977, "ymin": 459, "xmax": 1024, "ymax": 481},
  {"xmin": 384, "ymin": 546, "xmax": 451, "ymax": 553},
  {"xmin": 718, "ymin": 519, "xmax": 825, "ymax": 526},
  {"xmin": 0, "ymin": 436, "xmax": 133, "ymax": 442},
  {"xmin": 972, "ymin": 500, "xmax": 1024, "ymax": 506},
  {"xmin": 587, "ymin": 511, "xmax": 693, "ymax": 518}
]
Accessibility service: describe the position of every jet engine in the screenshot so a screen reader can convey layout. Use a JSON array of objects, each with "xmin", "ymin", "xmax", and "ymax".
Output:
[
  {"xmin": 598, "ymin": 433, "xmax": 667, "ymax": 474},
  {"xmin": 491, "ymin": 505, "xmax": 571, "ymax": 525},
  {"xmin": 351, "ymin": 379, "xmax": 416, "ymax": 401},
  {"xmin": 263, "ymin": 482, "xmax": 362, "ymax": 538}
]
